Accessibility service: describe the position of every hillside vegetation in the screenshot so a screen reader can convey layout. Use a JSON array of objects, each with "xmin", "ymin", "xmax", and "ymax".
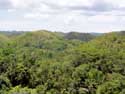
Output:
[
  {"xmin": 64, "ymin": 32, "xmax": 96, "ymax": 41},
  {"xmin": 0, "ymin": 30, "xmax": 125, "ymax": 94}
]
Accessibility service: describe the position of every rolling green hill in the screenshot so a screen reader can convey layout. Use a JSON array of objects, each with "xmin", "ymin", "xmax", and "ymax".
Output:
[
  {"xmin": 0, "ymin": 34, "xmax": 9, "ymax": 48},
  {"xmin": 0, "ymin": 31, "xmax": 125, "ymax": 94},
  {"xmin": 63, "ymin": 32, "xmax": 96, "ymax": 41}
]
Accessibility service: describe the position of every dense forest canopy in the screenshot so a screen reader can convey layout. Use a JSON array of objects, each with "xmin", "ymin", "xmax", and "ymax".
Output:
[{"xmin": 0, "ymin": 30, "xmax": 125, "ymax": 94}]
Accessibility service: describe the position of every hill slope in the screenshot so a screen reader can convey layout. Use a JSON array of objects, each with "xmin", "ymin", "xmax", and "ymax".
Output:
[
  {"xmin": 0, "ymin": 31, "xmax": 124, "ymax": 94},
  {"xmin": 64, "ymin": 32, "xmax": 96, "ymax": 41}
]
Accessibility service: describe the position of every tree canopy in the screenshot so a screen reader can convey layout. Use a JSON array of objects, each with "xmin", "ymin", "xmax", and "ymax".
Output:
[{"xmin": 0, "ymin": 30, "xmax": 125, "ymax": 94}]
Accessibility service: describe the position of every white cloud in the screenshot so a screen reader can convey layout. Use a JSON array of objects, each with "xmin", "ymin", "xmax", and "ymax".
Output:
[
  {"xmin": 1, "ymin": 0, "xmax": 125, "ymax": 32},
  {"xmin": 7, "ymin": 9, "xmax": 16, "ymax": 12},
  {"xmin": 49, "ymin": 0, "xmax": 94, "ymax": 7},
  {"xmin": 9, "ymin": 0, "xmax": 35, "ymax": 9},
  {"xmin": 88, "ymin": 15, "xmax": 117, "ymax": 23},
  {"xmin": 107, "ymin": 0, "xmax": 125, "ymax": 7},
  {"xmin": 9, "ymin": 0, "xmax": 95, "ymax": 10},
  {"xmin": 24, "ymin": 13, "xmax": 49, "ymax": 19}
]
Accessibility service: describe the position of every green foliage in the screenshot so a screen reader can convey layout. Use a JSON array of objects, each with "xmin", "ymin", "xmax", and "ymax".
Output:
[
  {"xmin": 7, "ymin": 64, "xmax": 31, "ymax": 87},
  {"xmin": 96, "ymin": 77, "xmax": 125, "ymax": 94},
  {"xmin": 0, "ymin": 75, "xmax": 11, "ymax": 89},
  {"xmin": 0, "ymin": 31, "xmax": 124, "ymax": 94},
  {"xmin": 7, "ymin": 86, "xmax": 37, "ymax": 94},
  {"xmin": 64, "ymin": 32, "xmax": 95, "ymax": 41}
]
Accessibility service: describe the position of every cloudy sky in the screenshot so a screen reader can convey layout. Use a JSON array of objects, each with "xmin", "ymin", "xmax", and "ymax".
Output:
[{"xmin": 0, "ymin": 0, "xmax": 125, "ymax": 32}]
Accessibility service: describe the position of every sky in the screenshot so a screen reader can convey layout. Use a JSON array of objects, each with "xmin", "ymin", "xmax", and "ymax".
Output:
[{"xmin": 0, "ymin": 0, "xmax": 125, "ymax": 33}]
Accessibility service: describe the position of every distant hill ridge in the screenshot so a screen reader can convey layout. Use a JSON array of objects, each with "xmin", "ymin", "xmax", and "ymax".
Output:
[{"xmin": 0, "ymin": 30, "xmax": 102, "ymax": 41}]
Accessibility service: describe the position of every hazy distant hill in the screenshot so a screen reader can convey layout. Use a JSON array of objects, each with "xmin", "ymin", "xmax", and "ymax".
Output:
[
  {"xmin": 0, "ymin": 31, "xmax": 25, "ymax": 37},
  {"xmin": 0, "ymin": 30, "xmax": 100, "ymax": 41},
  {"xmin": 55, "ymin": 31, "xmax": 104, "ymax": 41}
]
